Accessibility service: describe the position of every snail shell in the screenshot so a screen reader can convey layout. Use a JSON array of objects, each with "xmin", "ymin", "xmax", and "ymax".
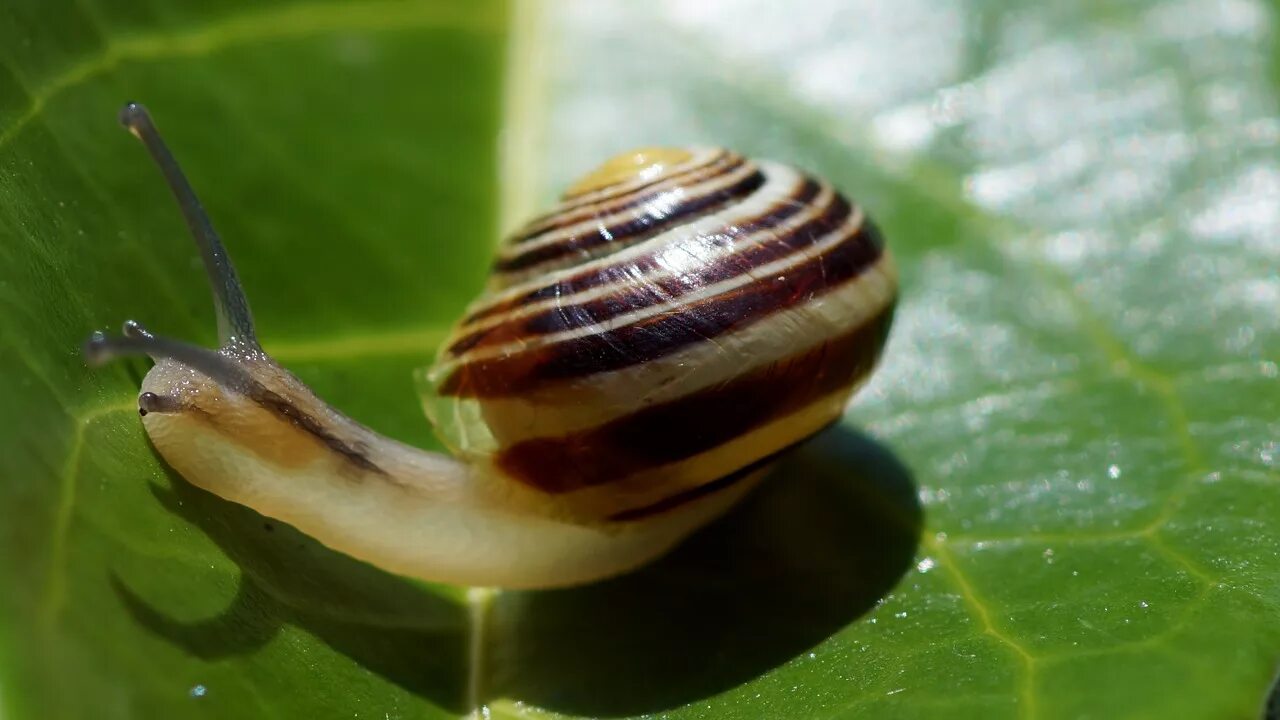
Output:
[{"xmin": 424, "ymin": 147, "xmax": 897, "ymax": 522}]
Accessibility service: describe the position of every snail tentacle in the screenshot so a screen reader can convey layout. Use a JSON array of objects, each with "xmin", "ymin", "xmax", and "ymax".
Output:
[
  {"xmin": 84, "ymin": 322, "xmax": 258, "ymax": 394},
  {"xmin": 137, "ymin": 391, "xmax": 179, "ymax": 416},
  {"xmin": 119, "ymin": 102, "xmax": 258, "ymax": 349}
]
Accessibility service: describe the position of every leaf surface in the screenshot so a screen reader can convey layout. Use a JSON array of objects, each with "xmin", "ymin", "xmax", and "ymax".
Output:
[
  {"xmin": 2, "ymin": 1, "xmax": 1279, "ymax": 719},
  {"xmin": 0, "ymin": 1, "xmax": 504, "ymax": 717}
]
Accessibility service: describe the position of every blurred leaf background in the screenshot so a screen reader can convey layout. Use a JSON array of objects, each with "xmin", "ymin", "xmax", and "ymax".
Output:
[{"xmin": 2, "ymin": 0, "xmax": 1279, "ymax": 718}]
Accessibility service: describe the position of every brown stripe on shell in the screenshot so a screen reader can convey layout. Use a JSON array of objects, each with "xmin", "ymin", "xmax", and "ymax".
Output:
[
  {"xmin": 446, "ymin": 187, "xmax": 849, "ymax": 357},
  {"xmin": 605, "ymin": 429, "xmax": 828, "ymax": 522},
  {"xmin": 493, "ymin": 167, "xmax": 766, "ymax": 276},
  {"xmin": 511, "ymin": 150, "xmax": 738, "ymax": 244},
  {"xmin": 438, "ymin": 217, "xmax": 887, "ymax": 398},
  {"xmin": 607, "ymin": 450, "xmax": 771, "ymax": 522},
  {"xmin": 459, "ymin": 178, "xmax": 823, "ymax": 328},
  {"xmin": 495, "ymin": 306, "xmax": 895, "ymax": 493}
]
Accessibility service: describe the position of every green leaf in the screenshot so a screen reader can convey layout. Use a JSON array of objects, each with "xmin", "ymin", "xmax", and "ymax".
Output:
[
  {"xmin": 2, "ymin": 1, "xmax": 1279, "ymax": 719},
  {"xmin": 0, "ymin": 1, "xmax": 502, "ymax": 717}
]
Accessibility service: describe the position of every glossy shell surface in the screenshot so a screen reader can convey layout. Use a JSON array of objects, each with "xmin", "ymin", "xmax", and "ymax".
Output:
[{"xmin": 423, "ymin": 148, "xmax": 898, "ymax": 520}]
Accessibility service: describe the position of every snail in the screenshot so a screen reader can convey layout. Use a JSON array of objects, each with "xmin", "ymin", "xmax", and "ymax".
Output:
[{"xmin": 86, "ymin": 103, "xmax": 898, "ymax": 589}]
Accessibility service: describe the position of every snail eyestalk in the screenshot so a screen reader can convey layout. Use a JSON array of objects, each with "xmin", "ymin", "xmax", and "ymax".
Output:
[
  {"xmin": 84, "ymin": 320, "xmax": 257, "ymax": 394},
  {"xmin": 118, "ymin": 102, "xmax": 258, "ymax": 350},
  {"xmin": 137, "ymin": 392, "xmax": 179, "ymax": 416}
]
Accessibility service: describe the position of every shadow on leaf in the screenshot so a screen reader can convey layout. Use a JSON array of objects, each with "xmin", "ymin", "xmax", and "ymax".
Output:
[
  {"xmin": 112, "ymin": 473, "xmax": 472, "ymax": 713},
  {"xmin": 112, "ymin": 423, "xmax": 918, "ymax": 717},
  {"xmin": 485, "ymin": 423, "xmax": 921, "ymax": 717}
]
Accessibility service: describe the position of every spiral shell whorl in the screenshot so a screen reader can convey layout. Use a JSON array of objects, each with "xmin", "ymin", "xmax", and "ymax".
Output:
[
  {"xmin": 424, "ymin": 147, "xmax": 897, "ymax": 521},
  {"xmin": 561, "ymin": 147, "xmax": 695, "ymax": 199},
  {"xmin": 489, "ymin": 148, "xmax": 756, "ymax": 288}
]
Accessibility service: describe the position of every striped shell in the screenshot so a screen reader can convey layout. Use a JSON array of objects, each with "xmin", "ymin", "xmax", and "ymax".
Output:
[{"xmin": 423, "ymin": 148, "xmax": 897, "ymax": 521}]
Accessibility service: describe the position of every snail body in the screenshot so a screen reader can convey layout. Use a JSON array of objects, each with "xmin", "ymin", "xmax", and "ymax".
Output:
[{"xmin": 88, "ymin": 106, "xmax": 897, "ymax": 589}]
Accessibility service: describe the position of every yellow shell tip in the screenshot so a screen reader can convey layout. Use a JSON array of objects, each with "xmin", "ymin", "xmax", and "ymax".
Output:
[{"xmin": 564, "ymin": 147, "xmax": 694, "ymax": 198}]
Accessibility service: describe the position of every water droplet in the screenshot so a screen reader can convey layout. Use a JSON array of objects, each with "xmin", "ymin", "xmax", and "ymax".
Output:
[
  {"xmin": 894, "ymin": 611, "xmax": 908, "ymax": 619},
  {"xmin": 916, "ymin": 557, "xmax": 936, "ymax": 573},
  {"xmin": 1108, "ymin": 464, "xmax": 1122, "ymax": 479},
  {"xmin": 189, "ymin": 685, "xmax": 207, "ymax": 699},
  {"xmin": 1139, "ymin": 600, "xmax": 1149, "ymax": 609}
]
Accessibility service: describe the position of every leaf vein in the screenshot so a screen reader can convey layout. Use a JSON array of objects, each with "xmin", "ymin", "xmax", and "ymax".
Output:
[
  {"xmin": 929, "ymin": 536, "xmax": 1038, "ymax": 720},
  {"xmin": 39, "ymin": 400, "xmax": 137, "ymax": 629},
  {"xmin": 0, "ymin": 0, "xmax": 503, "ymax": 154}
]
